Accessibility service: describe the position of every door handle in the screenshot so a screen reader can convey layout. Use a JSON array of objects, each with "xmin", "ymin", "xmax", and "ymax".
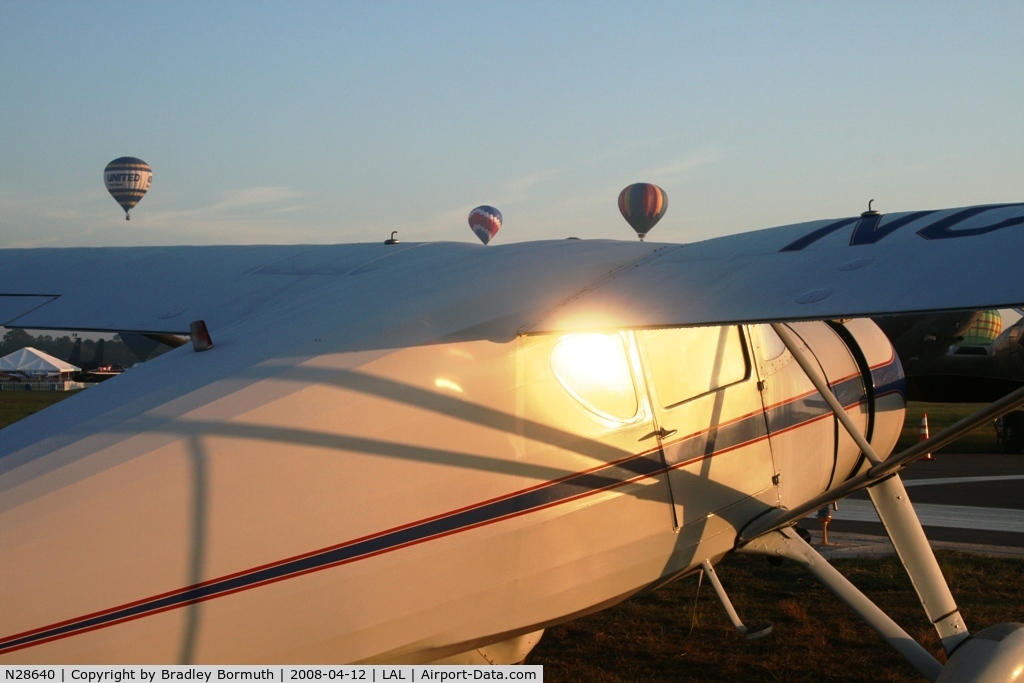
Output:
[{"xmin": 640, "ymin": 426, "xmax": 677, "ymax": 441}]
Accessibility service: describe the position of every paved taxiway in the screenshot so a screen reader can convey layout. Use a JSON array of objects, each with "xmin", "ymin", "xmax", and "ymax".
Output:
[{"xmin": 800, "ymin": 452, "xmax": 1024, "ymax": 551}]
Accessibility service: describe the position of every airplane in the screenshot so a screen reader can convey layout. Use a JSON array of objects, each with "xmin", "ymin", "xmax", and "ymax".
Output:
[{"xmin": 2, "ymin": 202, "xmax": 1024, "ymax": 680}]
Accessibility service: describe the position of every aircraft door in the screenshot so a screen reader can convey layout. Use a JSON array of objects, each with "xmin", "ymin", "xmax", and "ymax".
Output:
[
  {"xmin": 748, "ymin": 323, "xmax": 869, "ymax": 508},
  {"xmin": 520, "ymin": 331, "xmax": 678, "ymax": 528},
  {"xmin": 637, "ymin": 326, "xmax": 778, "ymax": 539}
]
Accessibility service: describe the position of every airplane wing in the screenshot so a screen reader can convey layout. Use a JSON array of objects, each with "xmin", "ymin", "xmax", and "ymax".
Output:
[
  {"xmin": 3, "ymin": 203, "xmax": 1022, "ymax": 342},
  {"xmin": 0, "ymin": 241, "xmax": 660, "ymax": 340},
  {"xmin": 526, "ymin": 202, "xmax": 1024, "ymax": 333}
]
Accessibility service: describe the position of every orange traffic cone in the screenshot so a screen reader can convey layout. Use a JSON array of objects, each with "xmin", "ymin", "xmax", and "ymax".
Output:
[{"xmin": 919, "ymin": 413, "xmax": 933, "ymax": 461}]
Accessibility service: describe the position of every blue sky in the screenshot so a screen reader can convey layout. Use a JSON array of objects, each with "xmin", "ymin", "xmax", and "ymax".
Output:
[{"xmin": 2, "ymin": 1, "xmax": 1022, "ymax": 248}]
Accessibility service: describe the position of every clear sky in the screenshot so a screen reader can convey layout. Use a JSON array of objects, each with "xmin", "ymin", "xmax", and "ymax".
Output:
[{"xmin": 2, "ymin": 1, "xmax": 1022, "ymax": 248}]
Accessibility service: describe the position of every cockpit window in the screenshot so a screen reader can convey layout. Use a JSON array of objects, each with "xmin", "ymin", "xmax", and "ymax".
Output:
[
  {"xmin": 754, "ymin": 324, "xmax": 788, "ymax": 361},
  {"xmin": 641, "ymin": 326, "xmax": 749, "ymax": 408},
  {"xmin": 551, "ymin": 333, "xmax": 639, "ymax": 422}
]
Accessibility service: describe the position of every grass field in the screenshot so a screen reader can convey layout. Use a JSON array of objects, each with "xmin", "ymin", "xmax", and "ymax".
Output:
[
  {"xmin": 0, "ymin": 389, "xmax": 80, "ymax": 429},
  {"xmin": 531, "ymin": 551, "xmax": 1020, "ymax": 682},
  {"xmin": 894, "ymin": 402, "xmax": 1001, "ymax": 454}
]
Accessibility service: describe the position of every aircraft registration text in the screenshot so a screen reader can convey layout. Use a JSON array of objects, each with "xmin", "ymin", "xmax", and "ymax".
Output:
[{"xmin": 780, "ymin": 203, "xmax": 1024, "ymax": 251}]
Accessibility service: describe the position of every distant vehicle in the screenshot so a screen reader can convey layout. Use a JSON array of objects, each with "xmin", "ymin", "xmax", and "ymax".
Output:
[
  {"xmin": 79, "ymin": 364, "xmax": 128, "ymax": 383},
  {"xmin": 995, "ymin": 411, "xmax": 1024, "ymax": 453}
]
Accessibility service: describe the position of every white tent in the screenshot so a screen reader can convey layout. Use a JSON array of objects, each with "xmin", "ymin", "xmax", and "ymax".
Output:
[{"xmin": 0, "ymin": 347, "xmax": 80, "ymax": 378}]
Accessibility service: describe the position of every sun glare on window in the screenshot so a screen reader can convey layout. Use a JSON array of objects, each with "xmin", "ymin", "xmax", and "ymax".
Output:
[{"xmin": 551, "ymin": 333, "xmax": 638, "ymax": 422}]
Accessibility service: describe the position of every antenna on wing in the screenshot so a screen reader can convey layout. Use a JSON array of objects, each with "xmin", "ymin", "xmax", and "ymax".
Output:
[
  {"xmin": 861, "ymin": 199, "xmax": 880, "ymax": 218},
  {"xmin": 189, "ymin": 320, "xmax": 213, "ymax": 352}
]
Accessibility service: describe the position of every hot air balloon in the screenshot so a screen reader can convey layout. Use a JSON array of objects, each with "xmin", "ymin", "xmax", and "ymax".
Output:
[
  {"xmin": 468, "ymin": 205, "xmax": 502, "ymax": 245},
  {"xmin": 961, "ymin": 309, "xmax": 1003, "ymax": 345},
  {"xmin": 104, "ymin": 157, "xmax": 152, "ymax": 220},
  {"xmin": 618, "ymin": 183, "xmax": 667, "ymax": 241}
]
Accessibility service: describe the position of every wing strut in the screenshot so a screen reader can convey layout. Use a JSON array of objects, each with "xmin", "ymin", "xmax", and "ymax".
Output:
[
  {"xmin": 740, "ymin": 528, "xmax": 943, "ymax": 682},
  {"xmin": 699, "ymin": 560, "xmax": 773, "ymax": 640},
  {"xmin": 768, "ymin": 323, "xmax": 885, "ymax": 465},
  {"xmin": 739, "ymin": 381, "xmax": 1024, "ymax": 541},
  {"xmin": 763, "ymin": 323, "xmax": 969, "ymax": 653}
]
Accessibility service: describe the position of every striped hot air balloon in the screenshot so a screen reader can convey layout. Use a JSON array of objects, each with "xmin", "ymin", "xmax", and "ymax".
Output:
[
  {"xmin": 104, "ymin": 157, "xmax": 152, "ymax": 220},
  {"xmin": 618, "ymin": 183, "xmax": 667, "ymax": 241},
  {"xmin": 468, "ymin": 205, "xmax": 502, "ymax": 245},
  {"xmin": 961, "ymin": 309, "xmax": 1003, "ymax": 345}
]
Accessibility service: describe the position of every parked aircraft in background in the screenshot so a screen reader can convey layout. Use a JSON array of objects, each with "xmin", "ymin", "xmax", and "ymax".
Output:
[
  {"xmin": 874, "ymin": 309, "xmax": 1024, "ymax": 451},
  {"xmin": 874, "ymin": 310, "xmax": 1024, "ymax": 403},
  {"xmin": 1, "ymin": 202, "xmax": 1024, "ymax": 680}
]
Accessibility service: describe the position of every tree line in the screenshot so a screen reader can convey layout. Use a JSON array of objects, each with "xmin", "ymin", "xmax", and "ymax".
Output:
[{"xmin": 0, "ymin": 328, "xmax": 144, "ymax": 369}]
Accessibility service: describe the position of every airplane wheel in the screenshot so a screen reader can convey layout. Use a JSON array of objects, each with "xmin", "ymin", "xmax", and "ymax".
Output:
[
  {"xmin": 937, "ymin": 623, "xmax": 1024, "ymax": 682},
  {"xmin": 795, "ymin": 526, "xmax": 812, "ymax": 544}
]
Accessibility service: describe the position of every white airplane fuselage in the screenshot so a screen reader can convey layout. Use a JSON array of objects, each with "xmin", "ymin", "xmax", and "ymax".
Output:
[{"xmin": 0, "ymin": 312, "xmax": 904, "ymax": 663}]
